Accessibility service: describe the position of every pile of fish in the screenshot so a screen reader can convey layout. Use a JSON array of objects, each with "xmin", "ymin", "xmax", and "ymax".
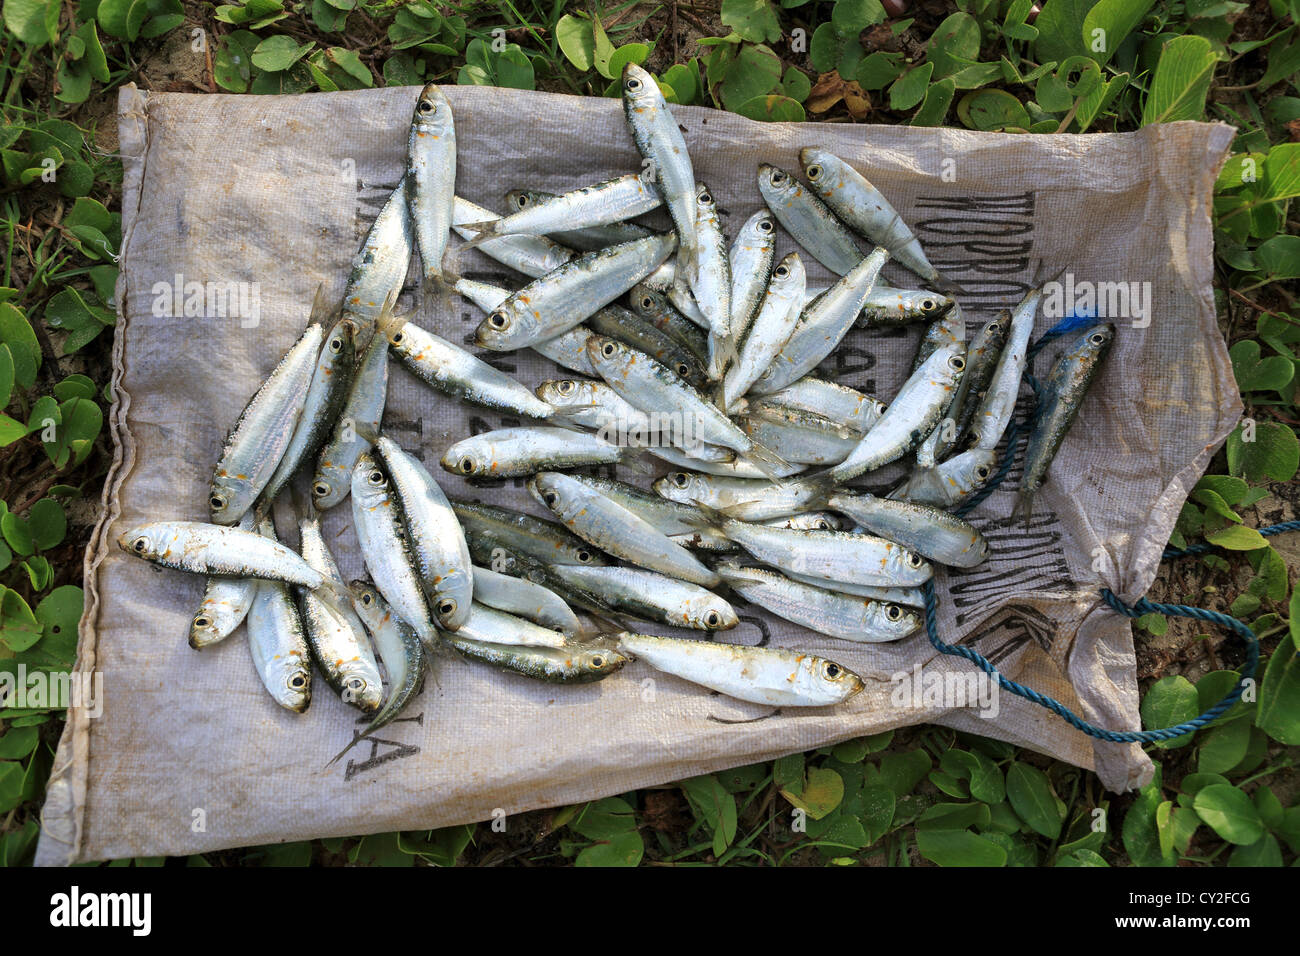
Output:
[{"xmin": 118, "ymin": 70, "xmax": 1113, "ymax": 750}]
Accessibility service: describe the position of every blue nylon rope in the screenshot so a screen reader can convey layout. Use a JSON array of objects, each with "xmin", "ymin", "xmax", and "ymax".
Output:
[{"xmin": 923, "ymin": 315, "xmax": 1286, "ymax": 744}]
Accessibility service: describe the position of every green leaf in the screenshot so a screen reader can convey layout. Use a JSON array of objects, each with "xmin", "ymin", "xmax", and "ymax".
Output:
[
  {"xmin": 0, "ymin": 303, "xmax": 40, "ymax": 388},
  {"xmin": 720, "ymin": 43, "xmax": 783, "ymax": 112},
  {"xmin": 1123, "ymin": 774, "xmax": 1176, "ymax": 867},
  {"xmin": 36, "ymin": 586, "xmax": 82, "ymax": 642},
  {"xmin": 1082, "ymin": 0, "xmax": 1156, "ymax": 65},
  {"xmin": 1256, "ymin": 646, "xmax": 1300, "ymax": 744},
  {"xmin": 1230, "ymin": 339, "xmax": 1295, "ymax": 394},
  {"xmin": 1260, "ymin": 143, "xmax": 1300, "ymax": 203},
  {"xmin": 591, "ymin": 15, "xmax": 616, "ymax": 79},
  {"xmin": 1141, "ymin": 35, "xmax": 1216, "ymax": 125},
  {"xmin": 927, "ymin": 13, "xmax": 981, "ymax": 79},
  {"xmin": 0, "ymin": 725, "xmax": 38, "ymax": 759},
  {"xmin": 1226, "ymin": 421, "xmax": 1299, "ymax": 482},
  {"xmin": 1056, "ymin": 848, "xmax": 1109, "ymax": 866},
  {"xmin": 45, "ymin": 288, "xmax": 115, "ymax": 354},
  {"xmin": 912, "ymin": 77, "xmax": 956, "ymax": 126},
  {"xmin": 781, "ymin": 766, "xmax": 844, "ymax": 820},
  {"xmin": 569, "ymin": 797, "xmax": 637, "ymax": 841},
  {"xmin": 215, "ymin": 31, "xmax": 258, "ymax": 93},
  {"xmin": 1229, "ymin": 832, "xmax": 1283, "ymax": 866},
  {"xmin": 1253, "ymin": 235, "xmax": 1300, "ymax": 282},
  {"xmin": 28, "ymin": 499, "xmax": 66, "ymax": 550},
  {"xmin": 556, "ymin": 13, "xmax": 595, "ymax": 70},
  {"xmin": 860, "ymin": 785, "xmax": 895, "ymax": 844},
  {"xmin": 1205, "ymin": 524, "xmax": 1268, "ymax": 551},
  {"xmin": 2, "ymin": 512, "xmax": 33, "ymax": 557},
  {"xmin": 781, "ymin": 66, "xmax": 811, "ymax": 103},
  {"xmin": 733, "ymin": 93, "xmax": 806, "ymax": 122},
  {"xmin": 0, "ymin": 587, "xmax": 42, "ymax": 652},
  {"xmin": 680, "ymin": 774, "xmax": 738, "ymax": 856},
  {"xmin": 0, "ymin": 346, "xmax": 13, "ymax": 409},
  {"xmin": 721, "ymin": 0, "xmax": 782, "ymax": 43},
  {"xmin": 1005, "ymin": 763, "xmax": 1063, "ymax": 839},
  {"xmin": 916, "ymin": 829, "xmax": 1007, "ymax": 867},
  {"xmin": 5, "ymin": 0, "xmax": 58, "ymax": 44},
  {"xmin": 1193, "ymin": 784, "xmax": 1264, "ymax": 845},
  {"xmin": 1140, "ymin": 675, "xmax": 1199, "ymax": 747},
  {"xmin": 958, "ymin": 88, "xmax": 1030, "ymax": 130},
  {"xmin": 857, "ymin": 51, "xmax": 905, "ymax": 90},
  {"xmin": 1033, "ymin": 0, "xmax": 1092, "ymax": 63},
  {"xmin": 867, "ymin": 749, "xmax": 931, "ymax": 797},
  {"xmin": 889, "ymin": 63, "xmax": 934, "ymax": 111},
  {"xmin": 918, "ymin": 801, "xmax": 990, "ymax": 831},
  {"xmin": 1197, "ymin": 718, "xmax": 1251, "ymax": 774},
  {"xmin": 252, "ymin": 35, "xmax": 314, "ymax": 72},
  {"xmin": 1195, "ymin": 474, "xmax": 1248, "ymax": 505},
  {"xmin": 832, "ymin": 0, "xmax": 886, "ymax": 35},
  {"xmin": 773, "ymin": 752, "xmax": 804, "ymax": 791},
  {"xmin": 0, "ymin": 762, "xmax": 22, "ymax": 813},
  {"xmin": 575, "ymin": 830, "xmax": 643, "ymax": 867}
]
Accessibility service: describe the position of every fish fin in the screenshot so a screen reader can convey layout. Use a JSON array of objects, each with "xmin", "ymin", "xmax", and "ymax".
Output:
[
  {"xmin": 1031, "ymin": 258, "xmax": 1068, "ymax": 289},
  {"xmin": 307, "ymin": 282, "xmax": 338, "ymax": 328},
  {"xmin": 743, "ymin": 439, "xmax": 792, "ymax": 486},
  {"xmin": 372, "ymin": 287, "xmax": 405, "ymax": 341},
  {"xmin": 707, "ymin": 332, "xmax": 741, "ymax": 392},
  {"xmin": 1013, "ymin": 488, "xmax": 1036, "ymax": 530},
  {"xmin": 324, "ymin": 727, "xmax": 370, "ymax": 769},
  {"xmin": 619, "ymin": 449, "xmax": 657, "ymax": 477},
  {"xmin": 454, "ymin": 221, "xmax": 503, "ymax": 250},
  {"xmin": 350, "ymin": 420, "xmax": 381, "ymax": 446}
]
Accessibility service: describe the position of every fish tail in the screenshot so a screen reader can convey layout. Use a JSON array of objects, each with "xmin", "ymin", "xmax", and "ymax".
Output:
[
  {"xmin": 308, "ymin": 282, "xmax": 339, "ymax": 328},
  {"xmin": 743, "ymin": 439, "xmax": 792, "ymax": 486},
  {"xmin": 454, "ymin": 221, "xmax": 502, "ymax": 250},
  {"xmin": 373, "ymin": 287, "xmax": 406, "ymax": 340}
]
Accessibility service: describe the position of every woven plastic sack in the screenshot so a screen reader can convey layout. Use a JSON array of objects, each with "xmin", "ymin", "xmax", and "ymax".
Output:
[{"xmin": 34, "ymin": 84, "xmax": 1236, "ymax": 864}]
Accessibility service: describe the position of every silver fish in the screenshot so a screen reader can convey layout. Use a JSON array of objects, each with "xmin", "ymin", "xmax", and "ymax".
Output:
[
  {"xmin": 800, "ymin": 147, "xmax": 939, "ymax": 283},
  {"xmin": 455, "ymin": 602, "xmax": 570, "ymax": 649},
  {"xmin": 441, "ymin": 426, "xmax": 627, "ymax": 479},
  {"xmin": 475, "ymin": 233, "xmax": 677, "ymax": 350},
  {"xmin": 452, "ymin": 196, "xmax": 574, "ymax": 278},
  {"xmin": 444, "ymin": 634, "xmax": 627, "ymax": 684},
  {"xmin": 530, "ymin": 471, "xmax": 720, "ymax": 587},
  {"xmin": 652, "ymin": 471, "xmax": 824, "ymax": 522},
  {"xmin": 722, "ymin": 252, "xmax": 806, "ymax": 411},
  {"xmin": 729, "ymin": 211, "xmax": 777, "ymax": 348},
  {"xmin": 737, "ymin": 405, "xmax": 861, "ymax": 466},
  {"xmin": 827, "ymin": 492, "xmax": 989, "ymax": 568},
  {"xmin": 374, "ymin": 436, "xmax": 473, "ymax": 630},
  {"xmin": 830, "ymin": 341, "xmax": 967, "ymax": 482},
  {"xmin": 758, "ymin": 163, "xmax": 862, "ymax": 275},
  {"xmin": 350, "ymin": 452, "xmax": 438, "ymax": 649},
  {"xmin": 470, "ymin": 565, "xmax": 581, "ymax": 635},
  {"xmin": 313, "ymin": 328, "xmax": 389, "ymax": 510},
  {"xmin": 687, "ymin": 183, "xmax": 733, "ymax": 380},
  {"xmin": 118, "ymin": 520, "xmax": 324, "ymax": 588},
  {"xmin": 716, "ymin": 562, "xmax": 919, "ymax": 643},
  {"xmin": 586, "ymin": 305, "xmax": 708, "ymax": 388},
  {"xmin": 644, "ymin": 444, "xmax": 807, "ymax": 479},
  {"xmin": 245, "ymin": 515, "xmax": 311, "ymax": 712},
  {"xmin": 451, "ymin": 500, "xmax": 607, "ymax": 567},
  {"xmin": 750, "ymin": 247, "xmax": 890, "ymax": 396},
  {"xmin": 550, "ymin": 564, "xmax": 737, "ymax": 630},
  {"xmin": 626, "ymin": 283, "xmax": 710, "ymax": 366},
  {"xmin": 209, "ymin": 306, "xmax": 323, "ymax": 524},
  {"xmin": 615, "ymin": 632, "xmax": 864, "ymax": 706},
  {"xmin": 967, "ymin": 289, "xmax": 1041, "ymax": 451},
  {"xmin": 188, "ymin": 512, "xmax": 258, "ymax": 649},
  {"xmin": 622, "ymin": 63, "xmax": 697, "ymax": 260},
  {"xmin": 1019, "ymin": 323, "xmax": 1115, "ymax": 513},
  {"xmin": 890, "ymin": 447, "xmax": 996, "ymax": 508},
  {"xmin": 408, "ymin": 84, "xmax": 456, "ymax": 290},
  {"xmin": 714, "ymin": 521, "xmax": 934, "ymax": 589},
  {"xmin": 343, "ymin": 181, "xmax": 414, "ymax": 341},
  {"xmin": 503, "ymin": 189, "xmax": 654, "ymax": 250},
  {"xmin": 559, "ymin": 474, "xmax": 735, "ymax": 551},
  {"xmin": 752, "ymin": 378, "xmax": 886, "ymax": 433},
  {"xmin": 784, "ymin": 570, "xmax": 924, "ymax": 608},
  {"xmin": 297, "ymin": 514, "xmax": 383, "ymax": 712},
  {"xmin": 261, "ymin": 317, "xmax": 357, "ymax": 506},
  {"xmin": 468, "ymin": 174, "xmax": 661, "ymax": 240}
]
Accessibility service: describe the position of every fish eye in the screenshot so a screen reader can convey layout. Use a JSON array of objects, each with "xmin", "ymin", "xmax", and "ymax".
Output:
[
  {"xmin": 459, "ymin": 457, "xmax": 476, "ymax": 474},
  {"xmin": 289, "ymin": 672, "xmax": 308, "ymax": 690},
  {"xmin": 576, "ymin": 549, "xmax": 593, "ymax": 563},
  {"xmin": 347, "ymin": 677, "xmax": 366, "ymax": 692},
  {"xmin": 922, "ymin": 299, "xmax": 936, "ymax": 310},
  {"xmin": 543, "ymin": 491, "xmax": 558, "ymax": 507},
  {"xmin": 1090, "ymin": 332, "xmax": 1106, "ymax": 345},
  {"xmin": 132, "ymin": 536, "xmax": 149, "ymax": 553},
  {"xmin": 823, "ymin": 661, "xmax": 843, "ymax": 680},
  {"xmin": 806, "ymin": 164, "xmax": 822, "ymax": 180},
  {"xmin": 417, "ymin": 99, "xmax": 433, "ymax": 113},
  {"xmin": 907, "ymin": 553, "xmax": 924, "ymax": 568},
  {"xmin": 368, "ymin": 469, "xmax": 385, "ymax": 485},
  {"xmin": 558, "ymin": 380, "xmax": 575, "ymax": 395},
  {"xmin": 391, "ymin": 330, "xmax": 404, "ymax": 345},
  {"xmin": 816, "ymin": 519, "xmax": 831, "ymax": 530},
  {"xmin": 949, "ymin": 356, "xmax": 965, "ymax": 372},
  {"xmin": 437, "ymin": 599, "xmax": 456, "ymax": 618},
  {"xmin": 209, "ymin": 493, "xmax": 226, "ymax": 510},
  {"xmin": 705, "ymin": 611, "xmax": 721, "ymax": 627},
  {"xmin": 758, "ymin": 219, "xmax": 774, "ymax": 233},
  {"xmin": 640, "ymin": 295, "xmax": 654, "ymax": 309},
  {"xmin": 312, "ymin": 481, "xmax": 331, "ymax": 498},
  {"xmin": 771, "ymin": 170, "xmax": 787, "ymax": 185},
  {"xmin": 885, "ymin": 604, "xmax": 902, "ymax": 622},
  {"xmin": 193, "ymin": 615, "xmax": 210, "ymax": 629},
  {"xmin": 975, "ymin": 465, "xmax": 990, "ymax": 479},
  {"xmin": 676, "ymin": 362, "xmax": 690, "ymax": 376},
  {"xmin": 601, "ymin": 342, "xmax": 617, "ymax": 358},
  {"xmin": 624, "ymin": 77, "xmax": 642, "ymax": 93},
  {"xmin": 672, "ymin": 473, "xmax": 690, "ymax": 488},
  {"xmin": 590, "ymin": 654, "xmax": 606, "ymax": 668},
  {"xmin": 360, "ymin": 592, "xmax": 373, "ymax": 606},
  {"xmin": 699, "ymin": 190, "xmax": 712, "ymax": 205},
  {"xmin": 329, "ymin": 336, "xmax": 343, "ymax": 352},
  {"xmin": 489, "ymin": 311, "xmax": 510, "ymax": 330},
  {"xmin": 516, "ymin": 195, "xmax": 529, "ymax": 208},
  {"xmin": 775, "ymin": 265, "xmax": 789, "ymax": 279}
]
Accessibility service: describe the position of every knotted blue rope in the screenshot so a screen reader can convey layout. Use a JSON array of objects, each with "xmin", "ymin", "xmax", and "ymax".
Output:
[{"xmin": 925, "ymin": 314, "xmax": 1285, "ymax": 744}]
